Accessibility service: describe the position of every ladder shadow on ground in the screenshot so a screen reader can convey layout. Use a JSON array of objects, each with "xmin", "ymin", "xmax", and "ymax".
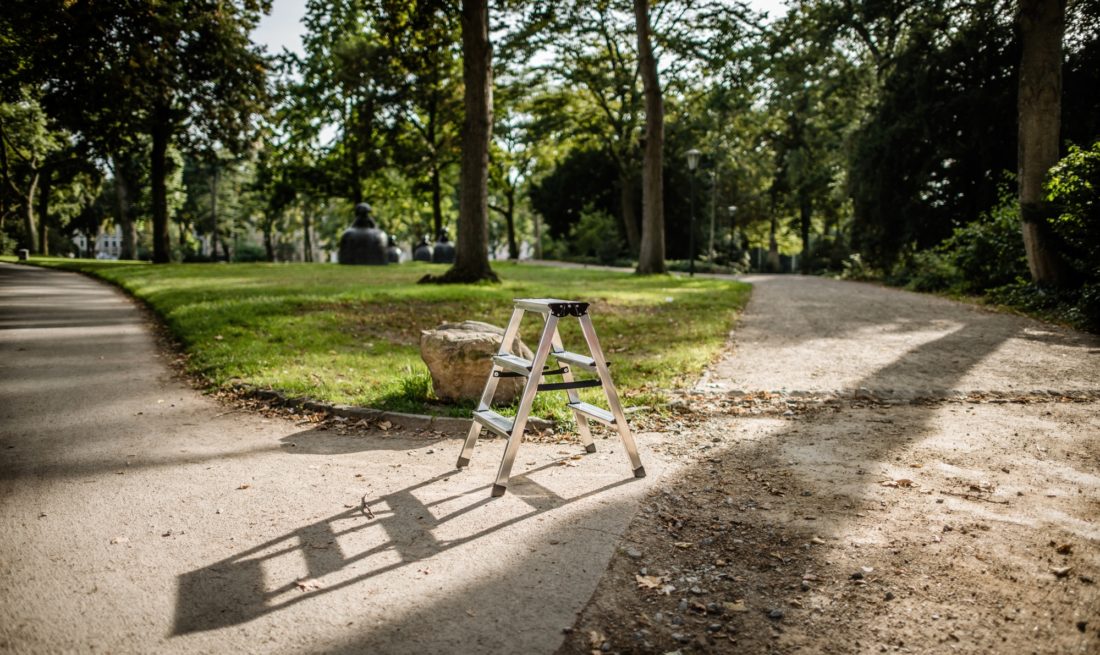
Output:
[{"xmin": 171, "ymin": 462, "xmax": 636, "ymax": 636}]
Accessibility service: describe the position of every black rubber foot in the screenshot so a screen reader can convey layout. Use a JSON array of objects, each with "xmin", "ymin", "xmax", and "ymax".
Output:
[
  {"xmin": 585, "ymin": 443, "xmax": 597, "ymax": 454},
  {"xmin": 633, "ymin": 466, "xmax": 646, "ymax": 478},
  {"xmin": 456, "ymin": 456, "xmax": 470, "ymax": 468},
  {"xmin": 491, "ymin": 484, "xmax": 507, "ymax": 497}
]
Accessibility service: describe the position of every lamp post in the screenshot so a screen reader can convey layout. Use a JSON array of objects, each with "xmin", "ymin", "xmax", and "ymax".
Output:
[
  {"xmin": 686, "ymin": 148, "xmax": 701, "ymax": 276},
  {"xmin": 727, "ymin": 205, "xmax": 737, "ymax": 263}
]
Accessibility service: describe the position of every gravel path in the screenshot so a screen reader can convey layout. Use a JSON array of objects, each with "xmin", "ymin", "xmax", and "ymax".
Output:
[
  {"xmin": 562, "ymin": 274, "xmax": 1100, "ymax": 655},
  {"xmin": 698, "ymin": 275, "xmax": 1100, "ymax": 399}
]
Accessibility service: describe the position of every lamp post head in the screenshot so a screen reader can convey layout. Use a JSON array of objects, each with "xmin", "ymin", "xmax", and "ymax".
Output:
[{"xmin": 686, "ymin": 148, "xmax": 702, "ymax": 171}]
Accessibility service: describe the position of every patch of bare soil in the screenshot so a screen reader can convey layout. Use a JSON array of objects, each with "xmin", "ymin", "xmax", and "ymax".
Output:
[{"xmin": 559, "ymin": 396, "xmax": 1099, "ymax": 655}]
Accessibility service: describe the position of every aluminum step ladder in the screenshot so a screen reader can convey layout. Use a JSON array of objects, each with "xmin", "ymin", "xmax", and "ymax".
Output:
[{"xmin": 456, "ymin": 298, "xmax": 645, "ymax": 497}]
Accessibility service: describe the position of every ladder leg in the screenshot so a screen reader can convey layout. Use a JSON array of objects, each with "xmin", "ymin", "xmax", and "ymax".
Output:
[
  {"xmin": 457, "ymin": 307, "xmax": 526, "ymax": 469},
  {"xmin": 549, "ymin": 321, "xmax": 595, "ymax": 454},
  {"xmin": 578, "ymin": 314, "xmax": 645, "ymax": 477},
  {"xmin": 492, "ymin": 315, "xmax": 559, "ymax": 496},
  {"xmin": 456, "ymin": 422, "xmax": 481, "ymax": 469}
]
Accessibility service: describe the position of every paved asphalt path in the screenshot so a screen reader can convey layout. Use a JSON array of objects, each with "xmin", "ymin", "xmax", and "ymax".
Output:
[{"xmin": 0, "ymin": 263, "xmax": 664, "ymax": 654}]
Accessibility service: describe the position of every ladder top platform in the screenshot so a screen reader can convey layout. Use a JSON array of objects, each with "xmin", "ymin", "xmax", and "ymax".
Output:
[{"xmin": 514, "ymin": 298, "xmax": 590, "ymax": 317}]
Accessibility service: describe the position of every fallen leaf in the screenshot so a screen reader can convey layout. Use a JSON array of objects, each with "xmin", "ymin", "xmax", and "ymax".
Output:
[
  {"xmin": 723, "ymin": 600, "xmax": 749, "ymax": 613},
  {"xmin": 378, "ymin": 420, "xmax": 393, "ymax": 431},
  {"xmin": 635, "ymin": 574, "xmax": 665, "ymax": 590},
  {"xmin": 587, "ymin": 630, "xmax": 606, "ymax": 648},
  {"xmin": 110, "ymin": 536, "xmax": 128, "ymax": 545},
  {"xmin": 295, "ymin": 578, "xmax": 322, "ymax": 591},
  {"xmin": 674, "ymin": 542, "xmax": 694, "ymax": 549},
  {"xmin": 237, "ymin": 483, "xmax": 251, "ymax": 490},
  {"xmin": 214, "ymin": 335, "xmax": 224, "ymax": 341},
  {"xmin": 1055, "ymin": 543, "xmax": 1073, "ymax": 555},
  {"xmin": 1052, "ymin": 566, "xmax": 1073, "ymax": 578}
]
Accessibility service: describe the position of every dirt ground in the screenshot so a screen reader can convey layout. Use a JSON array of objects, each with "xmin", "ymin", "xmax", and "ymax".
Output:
[{"xmin": 560, "ymin": 276, "xmax": 1100, "ymax": 655}]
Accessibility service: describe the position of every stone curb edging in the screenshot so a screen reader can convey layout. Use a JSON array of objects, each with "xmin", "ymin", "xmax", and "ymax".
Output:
[
  {"xmin": 693, "ymin": 387, "xmax": 1100, "ymax": 404},
  {"xmin": 230, "ymin": 384, "xmax": 556, "ymax": 436}
]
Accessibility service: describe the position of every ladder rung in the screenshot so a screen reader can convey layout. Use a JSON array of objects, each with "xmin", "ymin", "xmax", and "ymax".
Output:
[
  {"xmin": 472, "ymin": 409, "xmax": 515, "ymax": 437},
  {"xmin": 513, "ymin": 298, "xmax": 589, "ymax": 317},
  {"xmin": 513, "ymin": 298, "xmax": 568, "ymax": 313},
  {"xmin": 492, "ymin": 353, "xmax": 533, "ymax": 376},
  {"xmin": 553, "ymin": 350, "xmax": 603, "ymax": 372},
  {"xmin": 568, "ymin": 402, "xmax": 616, "ymax": 426}
]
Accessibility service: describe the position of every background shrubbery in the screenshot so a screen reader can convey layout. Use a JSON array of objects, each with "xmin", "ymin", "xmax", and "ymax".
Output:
[{"xmin": 880, "ymin": 144, "xmax": 1100, "ymax": 332}]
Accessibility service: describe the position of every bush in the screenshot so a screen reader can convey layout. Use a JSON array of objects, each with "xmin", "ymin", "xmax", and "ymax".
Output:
[
  {"xmin": 885, "ymin": 185, "xmax": 1028, "ymax": 294},
  {"xmin": 988, "ymin": 280, "xmax": 1100, "ymax": 333},
  {"xmin": 1046, "ymin": 141, "xmax": 1100, "ymax": 279},
  {"xmin": 939, "ymin": 188, "xmax": 1028, "ymax": 292},
  {"xmin": 569, "ymin": 204, "xmax": 625, "ymax": 265},
  {"xmin": 0, "ymin": 231, "xmax": 17, "ymax": 256},
  {"xmin": 232, "ymin": 242, "xmax": 267, "ymax": 263},
  {"xmin": 887, "ymin": 247, "xmax": 959, "ymax": 292}
]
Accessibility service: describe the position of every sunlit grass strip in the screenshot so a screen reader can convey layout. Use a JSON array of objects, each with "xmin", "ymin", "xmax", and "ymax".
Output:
[{"xmin": 16, "ymin": 257, "xmax": 750, "ymax": 420}]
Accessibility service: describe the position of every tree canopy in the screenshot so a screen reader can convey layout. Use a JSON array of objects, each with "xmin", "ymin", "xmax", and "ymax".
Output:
[{"xmin": 2, "ymin": 0, "xmax": 1098, "ymax": 322}]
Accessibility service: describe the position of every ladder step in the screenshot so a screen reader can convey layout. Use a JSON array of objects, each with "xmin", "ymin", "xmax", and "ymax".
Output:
[
  {"xmin": 553, "ymin": 350, "xmax": 602, "ymax": 372},
  {"xmin": 492, "ymin": 353, "xmax": 533, "ymax": 376},
  {"xmin": 472, "ymin": 409, "xmax": 515, "ymax": 437},
  {"xmin": 568, "ymin": 402, "xmax": 616, "ymax": 426},
  {"xmin": 514, "ymin": 298, "xmax": 589, "ymax": 317}
]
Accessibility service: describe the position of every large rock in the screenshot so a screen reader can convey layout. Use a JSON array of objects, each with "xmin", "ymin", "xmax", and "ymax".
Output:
[{"xmin": 420, "ymin": 321, "xmax": 533, "ymax": 403}]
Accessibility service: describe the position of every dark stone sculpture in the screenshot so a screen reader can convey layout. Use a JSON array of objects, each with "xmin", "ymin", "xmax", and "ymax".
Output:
[
  {"xmin": 432, "ymin": 229, "xmax": 455, "ymax": 264},
  {"xmin": 413, "ymin": 236, "xmax": 433, "ymax": 262},
  {"xmin": 386, "ymin": 235, "xmax": 402, "ymax": 264},
  {"xmin": 338, "ymin": 203, "xmax": 388, "ymax": 265}
]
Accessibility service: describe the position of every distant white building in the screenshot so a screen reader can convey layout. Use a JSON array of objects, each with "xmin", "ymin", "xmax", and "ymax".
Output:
[{"xmin": 72, "ymin": 225, "xmax": 123, "ymax": 259}]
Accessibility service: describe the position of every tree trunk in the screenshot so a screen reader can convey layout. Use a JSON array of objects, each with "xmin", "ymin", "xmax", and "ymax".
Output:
[
  {"xmin": 428, "ymin": 0, "xmax": 497, "ymax": 283},
  {"xmin": 150, "ymin": 108, "xmax": 171, "ymax": 264},
  {"xmin": 303, "ymin": 204, "xmax": 314, "ymax": 263},
  {"xmin": 263, "ymin": 218, "xmax": 275, "ymax": 262},
  {"xmin": 112, "ymin": 156, "xmax": 137, "ymax": 260},
  {"xmin": 768, "ymin": 212, "xmax": 780, "ymax": 273},
  {"xmin": 504, "ymin": 188, "xmax": 518, "ymax": 260},
  {"xmin": 210, "ymin": 164, "xmax": 220, "ymax": 260},
  {"xmin": 618, "ymin": 170, "xmax": 640, "ymax": 256},
  {"xmin": 37, "ymin": 167, "xmax": 51, "ymax": 255},
  {"xmin": 799, "ymin": 189, "xmax": 811, "ymax": 274},
  {"xmin": 634, "ymin": 0, "xmax": 666, "ymax": 275},
  {"xmin": 533, "ymin": 211, "xmax": 542, "ymax": 259},
  {"xmin": 432, "ymin": 164, "xmax": 443, "ymax": 239},
  {"xmin": 23, "ymin": 171, "xmax": 39, "ymax": 254},
  {"xmin": 1017, "ymin": 0, "xmax": 1068, "ymax": 285}
]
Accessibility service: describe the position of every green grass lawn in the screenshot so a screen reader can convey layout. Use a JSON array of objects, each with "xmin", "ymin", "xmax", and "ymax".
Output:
[{"xmin": 7, "ymin": 257, "xmax": 750, "ymax": 421}]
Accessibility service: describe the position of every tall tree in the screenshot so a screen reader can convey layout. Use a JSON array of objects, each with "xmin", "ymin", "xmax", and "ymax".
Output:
[
  {"xmin": 634, "ymin": 0, "xmax": 666, "ymax": 274},
  {"xmin": 0, "ymin": 95, "xmax": 63, "ymax": 254},
  {"xmin": 1017, "ymin": 0, "xmax": 1069, "ymax": 285},
  {"xmin": 426, "ymin": 0, "xmax": 497, "ymax": 282},
  {"xmin": 26, "ymin": 0, "xmax": 270, "ymax": 263}
]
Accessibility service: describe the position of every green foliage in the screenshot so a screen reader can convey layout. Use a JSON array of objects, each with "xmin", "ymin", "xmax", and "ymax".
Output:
[
  {"xmin": 22, "ymin": 259, "xmax": 751, "ymax": 423},
  {"xmin": 885, "ymin": 189, "xmax": 1027, "ymax": 294},
  {"xmin": 846, "ymin": 3, "xmax": 1019, "ymax": 270},
  {"xmin": 1046, "ymin": 141, "xmax": 1100, "ymax": 276},
  {"xmin": 569, "ymin": 204, "xmax": 625, "ymax": 265},
  {"xmin": 939, "ymin": 188, "xmax": 1028, "ymax": 292},
  {"xmin": 231, "ymin": 243, "xmax": 267, "ymax": 263},
  {"xmin": 987, "ymin": 281, "xmax": 1100, "ymax": 333},
  {"xmin": 0, "ymin": 231, "xmax": 17, "ymax": 255}
]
